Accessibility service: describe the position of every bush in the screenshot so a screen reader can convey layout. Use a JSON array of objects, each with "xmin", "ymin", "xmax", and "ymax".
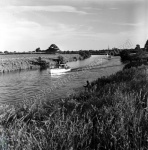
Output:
[
  {"xmin": 79, "ymin": 51, "xmax": 91, "ymax": 60},
  {"xmin": 57, "ymin": 55, "xmax": 65, "ymax": 64},
  {"xmin": 120, "ymin": 50, "xmax": 131, "ymax": 62}
]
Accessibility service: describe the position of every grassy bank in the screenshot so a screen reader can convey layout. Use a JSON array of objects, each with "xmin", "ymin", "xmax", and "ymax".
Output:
[
  {"xmin": 0, "ymin": 66, "xmax": 148, "ymax": 149},
  {"xmin": 0, "ymin": 54, "xmax": 79, "ymax": 73}
]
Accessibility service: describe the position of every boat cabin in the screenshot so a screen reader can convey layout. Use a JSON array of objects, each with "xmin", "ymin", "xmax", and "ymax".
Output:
[{"xmin": 58, "ymin": 64, "xmax": 69, "ymax": 69}]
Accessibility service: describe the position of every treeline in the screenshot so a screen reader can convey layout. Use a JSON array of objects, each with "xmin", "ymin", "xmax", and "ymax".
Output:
[
  {"xmin": 58, "ymin": 50, "xmax": 91, "ymax": 61},
  {"xmin": 120, "ymin": 40, "xmax": 148, "ymax": 62},
  {"xmin": 120, "ymin": 48, "xmax": 147, "ymax": 63},
  {"xmin": 61, "ymin": 49, "xmax": 122, "ymax": 56}
]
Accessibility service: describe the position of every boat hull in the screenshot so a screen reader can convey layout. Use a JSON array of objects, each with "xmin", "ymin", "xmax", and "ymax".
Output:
[
  {"xmin": 49, "ymin": 68, "xmax": 71, "ymax": 74},
  {"xmin": 106, "ymin": 54, "xmax": 111, "ymax": 59}
]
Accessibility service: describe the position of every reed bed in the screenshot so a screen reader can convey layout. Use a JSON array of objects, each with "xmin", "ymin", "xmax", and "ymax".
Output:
[
  {"xmin": 0, "ymin": 54, "xmax": 79, "ymax": 73},
  {"xmin": 0, "ymin": 66, "xmax": 148, "ymax": 149}
]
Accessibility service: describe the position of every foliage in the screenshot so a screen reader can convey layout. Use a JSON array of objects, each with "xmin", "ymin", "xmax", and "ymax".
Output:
[
  {"xmin": 35, "ymin": 47, "xmax": 41, "ymax": 52},
  {"xmin": 145, "ymin": 40, "xmax": 148, "ymax": 51},
  {"xmin": 120, "ymin": 50, "xmax": 131, "ymax": 62},
  {"xmin": 46, "ymin": 44, "xmax": 60, "ymax": 54},
  {"xmin": 57, "ymin": 55, "xmax": 65, "ymax": 64},
  {"xmin": 79, "ymin": 50, "xmax": 91, "ymax": 60},
  {"xmin": 1, "ymin": 67, "xmax": 148, "ymax": 149},
  {"xmin": 135, "ymin": 44, "xmax": 141, "ymax": 50},
  {"xmin": 4, "ymin": 51, "xmax": 9, "ymax": 54},
  {"xmin": 61, "ymin": 49, "xmax": 122, "ymax": 56}
]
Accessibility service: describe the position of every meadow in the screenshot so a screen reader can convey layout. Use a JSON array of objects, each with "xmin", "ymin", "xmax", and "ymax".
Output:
[{"xmin": 0, "ymin": 65, "xmax": 148, "ymax": 149}]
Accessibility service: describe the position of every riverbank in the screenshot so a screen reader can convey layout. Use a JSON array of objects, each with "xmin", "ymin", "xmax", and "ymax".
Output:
[
  {"xmin": 0, "ymin": 54, "xmax": 79, "ymax": 73},
  {"xmin": 0, "ymin": 65, "xmax": 148, "ymax": 149}
]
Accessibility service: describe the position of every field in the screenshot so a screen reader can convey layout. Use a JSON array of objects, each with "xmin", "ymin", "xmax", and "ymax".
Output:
[{"xmin": 0, "ymin": 65, "xmax": 148, "ymax": 149}]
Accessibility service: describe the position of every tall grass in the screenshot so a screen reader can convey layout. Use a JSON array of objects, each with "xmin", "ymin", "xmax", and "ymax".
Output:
[{"xmin": 0, "ymin": 66, "xmax": 148, "ymax": 149}]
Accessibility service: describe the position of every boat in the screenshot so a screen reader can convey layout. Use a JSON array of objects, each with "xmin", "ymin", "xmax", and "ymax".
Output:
[
  {"xmin": 106, "ymin": 53, "xmax": 111, "ymax": 59},
  {"xmin": 49, "ymin": 63, "xmax": 71, "ymax": 74}
]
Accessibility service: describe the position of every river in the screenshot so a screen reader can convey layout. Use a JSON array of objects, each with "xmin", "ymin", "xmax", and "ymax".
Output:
[{"xmin": 0, "ymin": 55, "xmax": 124, "ymax": 104}]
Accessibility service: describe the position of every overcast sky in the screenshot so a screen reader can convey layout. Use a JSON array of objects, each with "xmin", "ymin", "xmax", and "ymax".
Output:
[{"xmin": 0, "ymin": 0, "xmax": 147, "ymax": 52}]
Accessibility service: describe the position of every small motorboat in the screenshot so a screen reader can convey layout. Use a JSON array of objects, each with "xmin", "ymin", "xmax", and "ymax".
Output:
[
  {"xmin": 106, "ymin": 54, "xmax": 111, "ymax": 59},
  {"xmin": 49, "ymin": 63, "xmax": 71, "ymax": 74}
]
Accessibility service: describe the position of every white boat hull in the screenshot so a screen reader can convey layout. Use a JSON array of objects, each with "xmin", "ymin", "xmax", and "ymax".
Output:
[
  {"xmin": 106, "ymin": 54, "xmax": 111, "ymax": 59},
  {"xmin": 49, "ymin": 68, "xmax": 71, "ymax": 74}
]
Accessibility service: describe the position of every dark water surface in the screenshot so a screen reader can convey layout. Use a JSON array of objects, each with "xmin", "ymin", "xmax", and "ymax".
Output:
[{"xmin": 0, "ymin": 55, "xmax": 124, "ymax": 104}]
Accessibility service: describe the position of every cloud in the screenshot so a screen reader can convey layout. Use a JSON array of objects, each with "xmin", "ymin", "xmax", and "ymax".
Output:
[
  {"xmin": 0, "ymin": 17, "xmax": 77, "ymax": 43},
  {"xmin": 1, "ymin": 5, "xmax": 87, "ymax": 14},
  {"xmin": 15, "ymin": 20, "xmax": 41, "ymax": 28},
  {"xmin": 0, "ymin": 19, "xmax": 79, "ymax": 51},
  {"xmin": 83, "ymin": 7, "xmax": 102, "ymax": 10},
  {"xmin": 113, "ymin": 22, "xmax": 143, "ymax": 26},
  {"xmin": 109, "ymin": 8, "xmax": 119, "ymax": 10}
]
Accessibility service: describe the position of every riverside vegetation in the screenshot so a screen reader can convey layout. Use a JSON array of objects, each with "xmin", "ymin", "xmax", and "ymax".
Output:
[
  {"xmin": 0, "ymin": 54, "xmax": 79, "ymax": 73},
  {"xmin": 0, "ymin": 66, "xmax": 148, "ymax": 149}
]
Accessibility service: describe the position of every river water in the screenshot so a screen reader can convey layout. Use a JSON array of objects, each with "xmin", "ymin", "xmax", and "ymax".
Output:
[{"xmin": 0, "ymin": 55, "xmax": 124, "ymax": 104}]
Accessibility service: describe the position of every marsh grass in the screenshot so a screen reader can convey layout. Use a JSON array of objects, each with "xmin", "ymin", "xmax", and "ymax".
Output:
[{"xmin": 0, "ymin": 66, "xmax": 148, "ymax": 149}]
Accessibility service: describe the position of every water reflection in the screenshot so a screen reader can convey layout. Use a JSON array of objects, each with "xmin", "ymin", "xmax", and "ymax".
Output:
[{"xmin": 48, "ymin": 72, "xmax": 67, "ymax": 78}]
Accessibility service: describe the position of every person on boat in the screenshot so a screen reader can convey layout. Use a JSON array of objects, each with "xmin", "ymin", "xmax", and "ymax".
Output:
[{"xmin": 65, "ymin": 64, "xmax": 69, "ymax": 69}]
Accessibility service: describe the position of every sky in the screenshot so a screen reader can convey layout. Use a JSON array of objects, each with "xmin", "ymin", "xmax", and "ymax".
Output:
[{"xmin": 0, "ymin": 0, "xmax": 147, "ymax": 52}]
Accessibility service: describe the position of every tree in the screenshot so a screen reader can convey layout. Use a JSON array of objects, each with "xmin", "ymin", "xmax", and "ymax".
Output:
[
  {"xmin": 35, "ymin": 47, "xmax": 41, "ymax": 52},
  {"xmin": 135, "ymin": 44, "xmax": 140, "ymax": 51},
  {"xmin": 4, "ymin": 51, "xmax": 9, "ymax": 54},
  {"xmin": 144, "ymin": 40, "xmax": 148, "ymax": 51},
  {"xmin": 57, "ymin": 56, "xmax": 64, "ymax": 64},
  {"xmin": 79, "ymin": 50, "xmax": 91, "ymax": 59},
  {"xmin": 120, "ymin": 50, "xmax": 131, "ymax": 62},
  {"xmin": 46, "ymin": 44, "xmax": 60, "ymax": 54}
]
